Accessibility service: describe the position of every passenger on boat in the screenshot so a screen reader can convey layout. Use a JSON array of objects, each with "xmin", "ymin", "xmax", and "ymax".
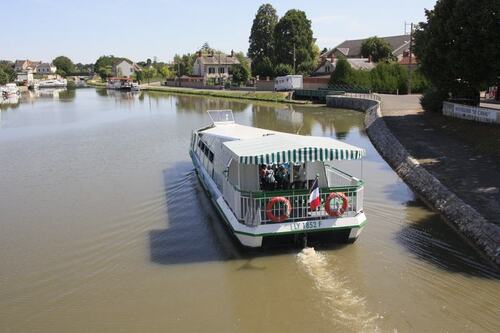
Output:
[
  {"xmin": 275, "ymin": 165, "xmax": 290, "ymax": 189},
  {"xmin": 292, "ymin": 163, "xmax": 306, "ymax": 189}
]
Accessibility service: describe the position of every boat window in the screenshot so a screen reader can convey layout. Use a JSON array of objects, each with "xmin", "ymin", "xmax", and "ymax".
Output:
[{"xmin": 208, "ymin": 151, "xmax": 214, "ymax": 162}]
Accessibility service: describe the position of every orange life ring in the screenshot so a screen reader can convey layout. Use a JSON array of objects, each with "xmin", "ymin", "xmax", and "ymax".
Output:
[
  {"xmin": 266, "ymin": 196, "xmax": 292, "ymax": 223},
  {"xmin": 325, "ymin": 192, "xmax": 349, "ymax": 217}
]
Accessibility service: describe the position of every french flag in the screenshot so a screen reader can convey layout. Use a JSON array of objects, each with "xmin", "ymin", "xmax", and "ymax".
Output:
[{"xmin": 308, "ymin": 176, "xmax": 320, "ymax": 211}]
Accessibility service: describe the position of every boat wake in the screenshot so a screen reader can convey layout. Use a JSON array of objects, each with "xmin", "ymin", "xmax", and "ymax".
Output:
[{"xmin": 297, "ymin": 248, "xmax": 381, "ymax": 332}]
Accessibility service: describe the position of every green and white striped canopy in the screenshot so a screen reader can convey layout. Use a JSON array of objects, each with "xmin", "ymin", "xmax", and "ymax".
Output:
[{"xmin": 223, "ymin": 134, "xmax": 366, "ymax": 165}]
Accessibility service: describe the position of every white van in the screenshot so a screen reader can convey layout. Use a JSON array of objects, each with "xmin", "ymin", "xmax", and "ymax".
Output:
[{"xmin": 274, "ymin": 75, "xmax": 303, "ymax": 91}]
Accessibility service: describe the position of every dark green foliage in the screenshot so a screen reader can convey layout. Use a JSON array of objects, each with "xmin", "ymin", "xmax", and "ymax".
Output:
[
  {"xmin": 231, "ymin": 65, "xmax": 251, "ymax": 85},
  {"xmin": 0, "ymin": 69, "xmax": 9, "ymax": 85},
  {"xmin": 414, "ymin": 0, "xmax": 500, "ymax": 105},
  {"xmin": 410, "ymin": 68, "xmax": 431, "ymax": 94},
  {"xmin": 274, "ymin": 9, "xmax": 314, "ymax": 71},
  {"xmin": 275, "ymin": 63, "xmax": 294, "ymax": 76},
  {"xmin": 370, "ymin": 62, "xmax": 408, "ymax": 94},
  {"xmin": 329, "ymin": 59, "xmax": 352, "ymax": 85},
  {"xmin": 252, "ymin": 56, "xmax": 275, "ymax": 78},
  {"xmin": 360, "ymin": 37, "xmax": 395, "ymax": 62},
  {"xmin": 232, "ymin": 53, "xmax": 251, "ymax": 84},
  {"xmin": 173, "ymin": 53, "xmax": 196, "ymax": 76},
  {"xmin": 420, "ymin": 87, "xmax": 449, "ymax": 112},
  {"xmin": 248, "ymin": 3, "xmax": 278, "ymax": 74},
  {"xmin": 94, "ymin": 55, "xmax": 119, "ymax": 80},
  {"xmin": 297, "ymin": 60, "xmax": 316, "ymax": 75},
  {"xmin": 0, "ymin": 63, "xmax": 15, "ymax": 84},
  {"xmin": 52, "ymin": 56, "xmax": 75, "ymax": 77},
  {"xmin": 329, "ymin": 59, "xmax": 426, "ymax": 94}
]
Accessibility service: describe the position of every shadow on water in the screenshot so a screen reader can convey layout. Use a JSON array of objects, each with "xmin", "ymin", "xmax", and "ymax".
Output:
[
  {"xmin": 149, "ymin": 161, "xmax": 349, "ymax": 266},
  {"xmin": 395, "ymin": 197, "xmax": 500, "ymax": 279}
]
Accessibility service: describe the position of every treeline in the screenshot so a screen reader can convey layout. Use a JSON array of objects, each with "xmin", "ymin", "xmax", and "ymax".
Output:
[{"xmin": 330, "ymin": 58, "xmax": 429, "ymax": 94}]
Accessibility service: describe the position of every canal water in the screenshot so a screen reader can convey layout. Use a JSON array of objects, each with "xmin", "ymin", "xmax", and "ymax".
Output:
[{"xmin": 0, "ymin": 89, "xmax": 498, "ymax": 332}]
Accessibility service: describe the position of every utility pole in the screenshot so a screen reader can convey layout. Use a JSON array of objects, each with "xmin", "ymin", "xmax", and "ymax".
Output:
[{"xmin": 408, "ymin": 22, "xmax": 413, "ymax": 95}]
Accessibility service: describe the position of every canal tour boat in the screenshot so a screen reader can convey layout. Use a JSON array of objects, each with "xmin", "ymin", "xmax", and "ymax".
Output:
[{"xmin": 190, "ymin": 110, "xmax": 367, "ymax": 248}]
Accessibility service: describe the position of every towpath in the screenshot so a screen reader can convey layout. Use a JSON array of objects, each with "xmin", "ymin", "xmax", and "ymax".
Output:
[{"xmin": 379, "ymin": 94, "xmax": 500, "ymax": 226}]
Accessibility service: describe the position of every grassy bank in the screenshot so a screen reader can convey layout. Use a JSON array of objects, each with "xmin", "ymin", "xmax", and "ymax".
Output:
[
  {"xmin": 86, "ymin": 80, "xmax": 311, "ymax": 104},
  {"xmin": 141, "ymin": 85, "xmax": 310, "ymax": 104},
  {"xmin": 86, "ymin": 79, "xmax": 106, "ymax": 87}
]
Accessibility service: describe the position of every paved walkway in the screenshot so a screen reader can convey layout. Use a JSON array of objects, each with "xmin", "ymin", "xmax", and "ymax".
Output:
[{"xmin": 379, "ymin": 94, "xmax": 500, "ymax": 225}]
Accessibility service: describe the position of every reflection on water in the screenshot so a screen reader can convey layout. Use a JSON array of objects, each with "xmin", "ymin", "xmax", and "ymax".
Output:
[{"xmin": 0, "ymin": 89, "xmax": 499, "ymax": 333}]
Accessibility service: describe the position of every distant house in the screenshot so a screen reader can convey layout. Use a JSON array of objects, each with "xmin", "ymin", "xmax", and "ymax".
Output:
[
  {"xmin": 16, "ymin": 69, "xmax": 34, "ymax": 83},
  {"xmin": 36, "ymin": 63, "xmax": 57, "ymax": 74},
  {"xmin": 322, "ymin": 35, "xmax": 414, "ymax": 62},
  {"xmin": 192, "ymin": 51, "xmax": 240, "ymax": 79},
  {"xmin": 314, "ymin": 56, "xmax": 375, "ymax": 76},
  {"xmin": 112, "ymin": 59, "xmax": 142, "ymax": 78},
  {"xmin": 14, "ymin": 60, "xmax": 42, "ymax": 72}
]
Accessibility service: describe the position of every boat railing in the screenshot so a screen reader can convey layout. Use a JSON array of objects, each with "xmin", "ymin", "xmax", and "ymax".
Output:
[
  {"xmin": 239, "ymin": 186, "xmax": 364, "ymax": 226},
  {"xmin": 222, "ymin": 176, "xmax": 363, "ymax": 226},
  {"xmin": 325, "ymin": 164, "xmax": 357, "ymax": 187}
]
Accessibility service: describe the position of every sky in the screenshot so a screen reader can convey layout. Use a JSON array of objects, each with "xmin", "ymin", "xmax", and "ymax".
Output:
[{"xmin": 3, "ymin": 0, "xmax": 437, "ymax": 64}]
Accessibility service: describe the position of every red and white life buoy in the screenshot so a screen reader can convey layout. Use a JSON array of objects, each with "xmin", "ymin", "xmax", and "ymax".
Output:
[
  {"xmin": 324, "ymin": 192, "xmax": 349, "ymax": 217},
  {"xmin": 266, "ymin": 196, "xmax": 292, "ymax": 223}
]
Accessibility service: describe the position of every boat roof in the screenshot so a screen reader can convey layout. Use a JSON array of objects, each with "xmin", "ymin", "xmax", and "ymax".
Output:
[{"xmin": 201, "ymin": 122, "xmax": 365, "ymax": 165}]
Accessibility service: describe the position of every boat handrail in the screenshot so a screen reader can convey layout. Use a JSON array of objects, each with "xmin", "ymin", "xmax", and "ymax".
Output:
[{"xmin": 224, "ymin": 177, "xmax": 363, "ymax": 198}]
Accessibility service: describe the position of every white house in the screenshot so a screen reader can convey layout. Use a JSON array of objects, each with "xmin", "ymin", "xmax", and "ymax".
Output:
[
  {"xmin": 192, "ymin": 51, "xmax": 241, "ymax": 79},
  {"xmin": 112, "ymin": 60, "xmax": 141, "ymax": 78},
  {"xmin": 36, "ymin": 63, "xmax": 57, "ymax": 74}
]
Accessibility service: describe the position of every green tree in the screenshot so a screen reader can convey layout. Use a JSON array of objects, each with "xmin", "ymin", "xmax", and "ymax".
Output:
[
  {"xmin": 360, "ymin": 37, "xmax": 395, "ymax": 62},
  {"xmin": 252, "ymin": 56, "xmax": 275, "ymax": 78},
  {"xmin": 274, "ymin": 9, "xmax": 314, "ymax": 72},
  {"xmin": 159, "ymin": 65, "xmax": 174, "ymax": 80},
  {"xmin": 0, "ymin": 69, "xmax": 9, "ymax": 85},
  {"xmin": 275, "ymin": 63, "xmax": 294, "ymax": 77},
  {"xmin": 173, "ymin": 53, "xmax": 196, "ymax": 76},
  {"xmin": 143, "ymin": 66, "xmax": 157, "ymax": 83},
  {"xmin": 235, "ymin": 52, "xmax": 251, "ymax": 77},
  {"xmin": 98, "ymin": 66, "xmax": 112, "ymax": 82},
  {"xmin": 329, "ymin": 58, "xmax": 353, "ymax": 85},
  {"xmin": 52, "ymin": 56, "xmax": 75, "ymax": 76},
  {"xmin": 248, "ymin": 4, "xmax": 278, "ymax": 76},
  {"xmin": 0, "ymin": 63, "xmax": 15, "ymax": 82},
  {"xmin": 414, "ymin": 0, "xmax": 500, "ymax": 105},
  {"xmin": 200, "ymin": 42, "xmax": 213, "ymax": 54},
  {"xmin": 231, "ymin": 65, "xmax": 250, "ymax": 85}
]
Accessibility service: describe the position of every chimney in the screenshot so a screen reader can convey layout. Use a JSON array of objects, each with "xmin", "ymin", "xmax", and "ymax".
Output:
[
  {"xmin": 330, "ymin": 53, "xmax": 335, "ymax": 63},
  {"xmin": 231, "ymin": 49, "xmax": 234, "ymax": 57}
]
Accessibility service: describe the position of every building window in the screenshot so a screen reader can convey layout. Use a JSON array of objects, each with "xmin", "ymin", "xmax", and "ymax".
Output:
[
  {"xmin": 218, "ymin": 67, "xmax": 225, "ymax": 74},
  {"xmin": 130, "ymin": 68, "xmax": 133, "ymax": 73},
  {"xmin": 208, "ymin": 67, "xmax": 215, "ymax": 74}
]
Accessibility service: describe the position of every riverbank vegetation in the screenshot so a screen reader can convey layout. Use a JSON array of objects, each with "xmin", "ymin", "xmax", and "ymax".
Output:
[
  {"xmin": 414, "ymin": 0, "xmax": 500, "ymax": 110},
  {"xmin": 140, "ymin": 85, "xmax": 307, "ymax": 104},
  {"xmin": 329, "ymin": 58, "xmax": 429, "ymax": 94}
]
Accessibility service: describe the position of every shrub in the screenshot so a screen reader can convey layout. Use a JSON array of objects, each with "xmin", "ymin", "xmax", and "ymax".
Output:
[
  {"xmin": 420, "ymin": 87, "xmax": 448, "ymax": 112},
  {"xmin": 329, "ymin": 58, "xmax": 352, "ymax": 85},
  {"xmin": 275, "ymin": 63, "xmax": 294, "ymax": 76}
]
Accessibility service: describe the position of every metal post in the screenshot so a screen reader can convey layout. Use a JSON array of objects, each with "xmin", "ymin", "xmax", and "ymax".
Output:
[{"xmin": 408, "ymin": 23, "xmax": 413, "ymax": 95}]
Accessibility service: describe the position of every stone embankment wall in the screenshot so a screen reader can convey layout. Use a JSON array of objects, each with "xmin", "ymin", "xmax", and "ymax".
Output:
[{"xmin": 326, "ymin": 95, "xmax": 500, "ymax": 265}]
